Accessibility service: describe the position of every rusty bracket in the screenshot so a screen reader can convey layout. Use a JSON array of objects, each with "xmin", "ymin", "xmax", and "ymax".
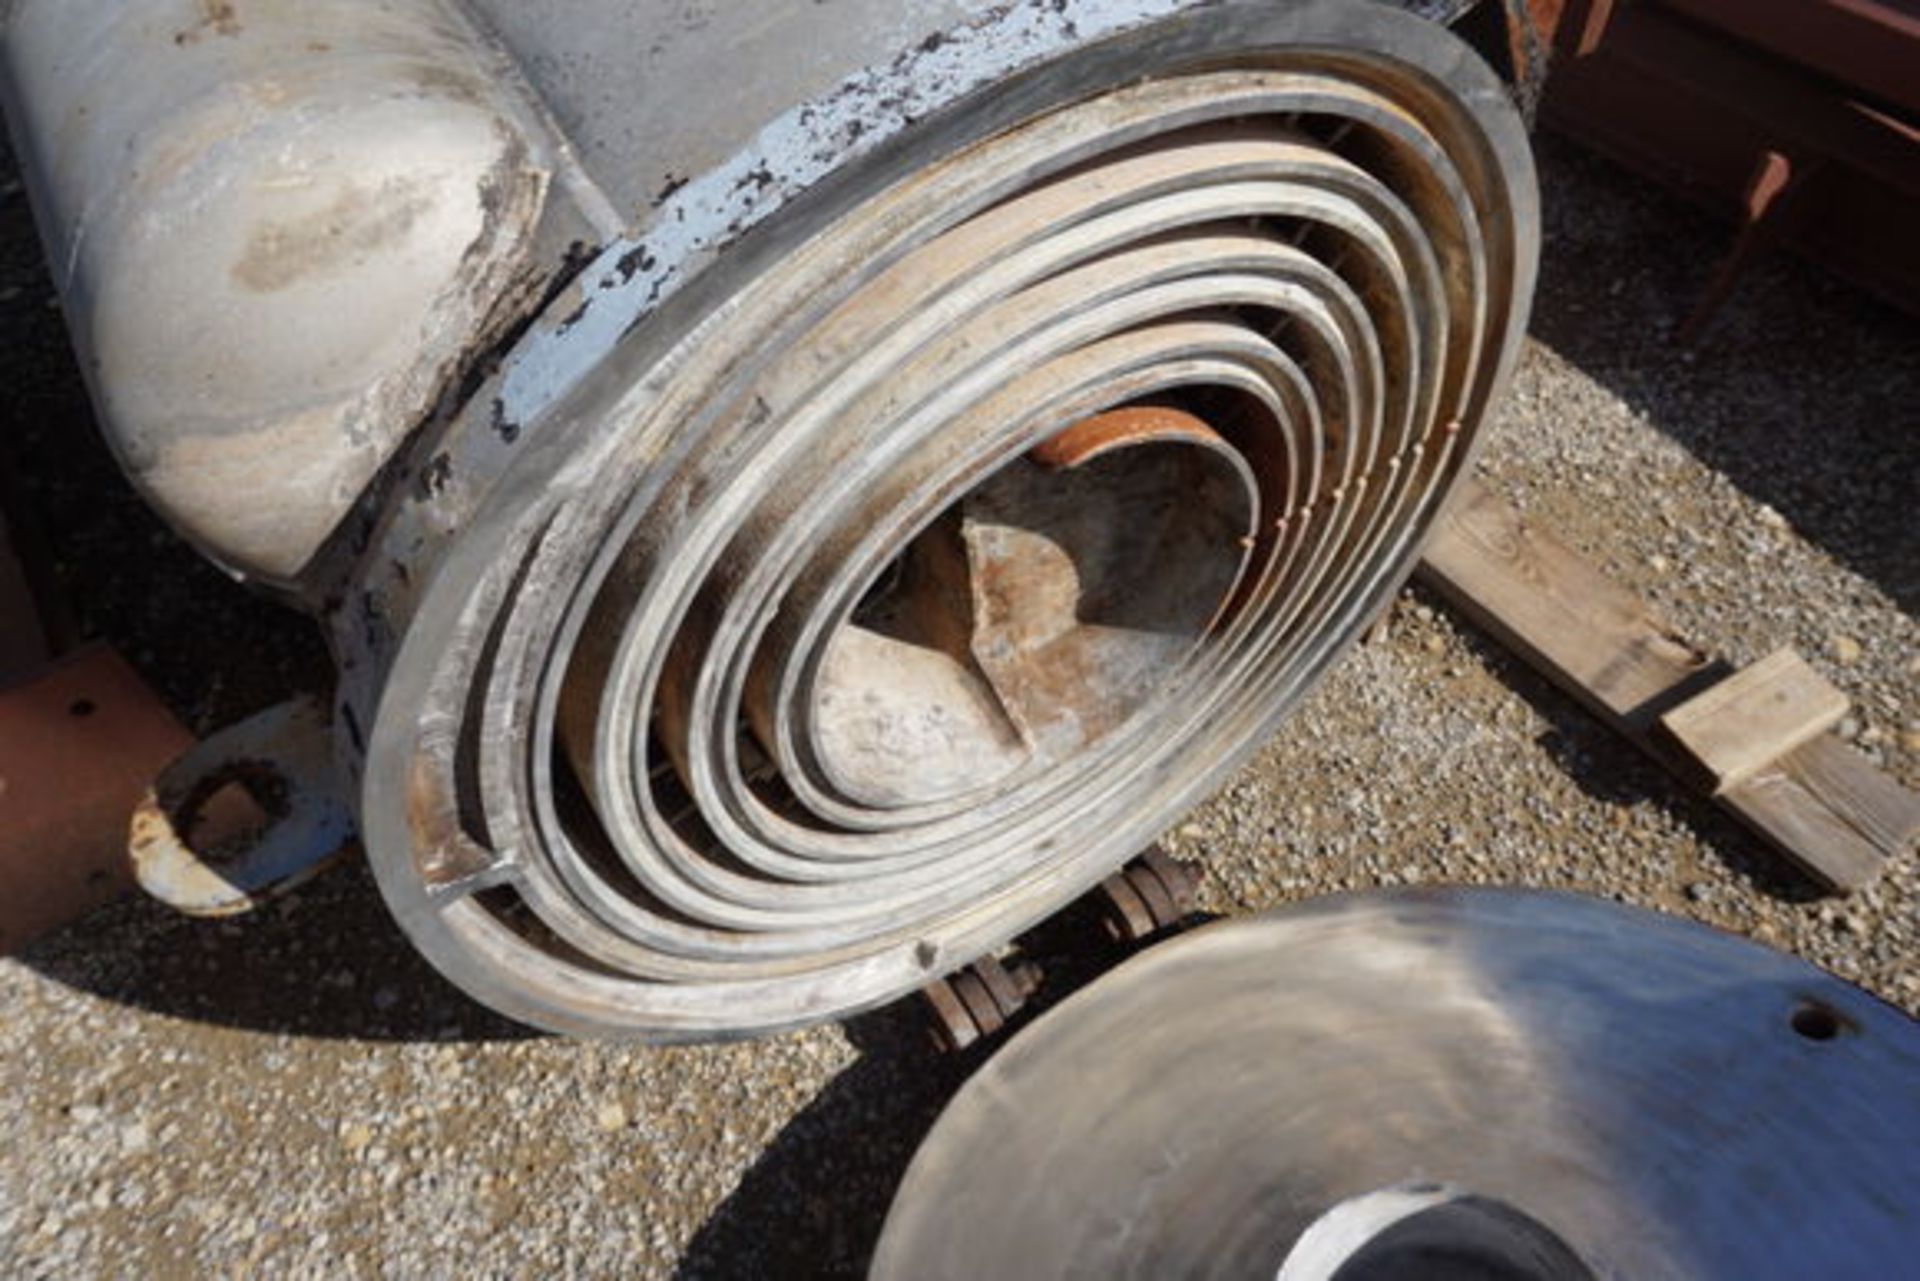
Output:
[
  {"xmin": 917, "ymin": 845, "xmax": 1203, "ymax": 1051},
  {"xmin": 1677, "ymin": 149, "xmax": 1824, "ymax": 345},
  {"xmin": 130, "ymin": 695, "xmax": 358, "ymax": 916}
]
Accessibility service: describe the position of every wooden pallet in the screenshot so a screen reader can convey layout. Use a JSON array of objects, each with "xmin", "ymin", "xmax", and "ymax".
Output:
[{"xmin": 1418, "ymin": 479, "xmax": 1919, "ymax": 893}]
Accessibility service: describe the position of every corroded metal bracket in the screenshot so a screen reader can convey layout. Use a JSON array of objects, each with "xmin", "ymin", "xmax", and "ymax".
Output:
[
  {"xmin": 918, "ymin": 844, "xmax": 1202, "ymax": 1051},
  {"xmin": 131, "ymin": 696, "xmax": 357, "ymax": 916}
]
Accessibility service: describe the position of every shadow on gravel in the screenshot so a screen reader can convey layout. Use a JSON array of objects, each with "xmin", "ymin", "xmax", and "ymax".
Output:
[
  {"xmin": 15, "ymin": 860, "xmax": 536, "ymax": 1043},
  {"xmin": 1525, "ymin": 134, "xmax": 1920, "ymax": 616},
  {"xmin": 672, "ymin": 1002, "xmax": 974, "ymax": 1281},
  {"xmin": 676, "ymin": 899, "xmax": 1207, "ymax": 1280}
]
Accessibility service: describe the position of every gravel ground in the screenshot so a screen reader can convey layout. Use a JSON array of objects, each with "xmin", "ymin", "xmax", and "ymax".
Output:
[{"xmin": 2, "ymin": 132, "xmax": 1916, "ymax": 1279}]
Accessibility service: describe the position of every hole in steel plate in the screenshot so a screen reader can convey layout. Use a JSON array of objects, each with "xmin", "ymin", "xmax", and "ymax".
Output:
[
  {"xmin": 1790, "ymin": 1000, "xmax": 1848, "ymax": 1042},
  {"xmin": 178, "ymin": 768, "xmax": 283, "ymax": 867}
]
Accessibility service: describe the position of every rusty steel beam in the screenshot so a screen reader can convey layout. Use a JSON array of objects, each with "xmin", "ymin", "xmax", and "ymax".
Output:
[
  {"xmin": 1544, "ymin": 0, "xmax": 1920, "ymax": 323},
  {"xmin": 1663, "ymin": 0, "xmax": 1920, "ymax": 120}
]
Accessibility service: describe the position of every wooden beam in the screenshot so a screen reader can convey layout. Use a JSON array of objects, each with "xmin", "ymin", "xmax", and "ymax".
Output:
[
  {"xmin": 1657, "ymin": 647, "xmax": 1849, "ymax": 793},
  {"xmin": 1417, "ymin": 479, "xmax": 1917, "ymax": 893}
]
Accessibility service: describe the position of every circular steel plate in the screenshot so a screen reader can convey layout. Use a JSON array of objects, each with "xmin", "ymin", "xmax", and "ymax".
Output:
[{"xmin": 872, "ymin": 889, "xmax": 1920, "ymax": 1279}]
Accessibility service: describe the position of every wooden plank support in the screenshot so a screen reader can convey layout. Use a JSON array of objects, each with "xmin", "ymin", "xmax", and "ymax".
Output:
[
  {"xmin": 1657, "ymin": 648, "xmax": 1848, "ymax": 793},
  {"xmin": 1417, "ymin": 478, "xmax": 1919, "ymax": 893}
]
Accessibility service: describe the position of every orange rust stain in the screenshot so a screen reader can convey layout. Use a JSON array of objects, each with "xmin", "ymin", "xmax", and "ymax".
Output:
[
  {"xmin": 1525, "ymin": 0, "xmax": 1569, "ymax": 43},
  {"xmin": 1029, "ymin": 406, "xmax": 1223, "ymax": 470},
  {"xmin": 175, "ymin": 1, "xmax": 242, "ymax": 45},
  {"xmin": 406, "ymin": 751, "xmax": 496, "ymax": 886}
]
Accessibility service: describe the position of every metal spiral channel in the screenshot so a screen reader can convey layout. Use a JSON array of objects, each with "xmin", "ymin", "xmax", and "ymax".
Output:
[{"xmin": 350, "ymin": 5, "xmax": 1539, "ymax": 1038}]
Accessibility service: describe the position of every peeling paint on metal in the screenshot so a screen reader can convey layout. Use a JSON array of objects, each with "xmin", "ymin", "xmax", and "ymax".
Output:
[{"xmin": 493, "ymin": 0, "xmax": 1220, "ymax": 427}]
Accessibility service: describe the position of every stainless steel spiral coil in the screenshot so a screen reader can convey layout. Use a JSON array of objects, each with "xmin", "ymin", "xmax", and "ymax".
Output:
[
  {"xmin": 345, "ymin": 5, "xmax": 1537, "ymax": 1038},
  {"xmin": 1, "ymin": 0, "xmax": 1539, "ymax": 1038}
]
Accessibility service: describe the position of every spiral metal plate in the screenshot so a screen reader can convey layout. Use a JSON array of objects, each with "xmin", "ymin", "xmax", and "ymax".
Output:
[
  {"xmin": 873, "ymin": 889, "xmax": 1920, "ymax": 1280},
  {"xmin": 345, "ymin": 4, "xmax": 1538, "ymax": 1037}
]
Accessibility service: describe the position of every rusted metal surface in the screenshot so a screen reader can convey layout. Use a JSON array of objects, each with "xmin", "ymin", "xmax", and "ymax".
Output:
[
  {"xmin": 1521, "ymin": 0, "xmax": 1572, "ymax": 44},
  {"xmin": 0, "ymin": 644, "xmax": 194, "ymax": 953},
  {"xmin": 1545, "ymin": 0, "xmax": 1920, "ymax": 323},
  {"xmin": 130, "ymin": 696, "xmax": 356, "ymax": 917},
  {"xmin": 1663, "ymin": 0, "xmax": 1920, "ymax": 120},
  {"xmin": 1098, "ymin": 846, "xmax": 1202, "ymax": 943},
  {"xmin": 1027, "ymin": 404, "xmax": 1226, "ymax": 469},
  {"xmin": 808, "ymin": 400, "xmax": 1260, "ymax": 811},
  {"xmin": 874, "ymin": 889, "xmax": 1920, "ymax": 1278},
  {"xmin": 941, "ymin": 416, "xmax": 1255, "ymax": 780},
  {"xmin": 807, "ymin": 398, "xmax": 1266, "ymax": 809}
]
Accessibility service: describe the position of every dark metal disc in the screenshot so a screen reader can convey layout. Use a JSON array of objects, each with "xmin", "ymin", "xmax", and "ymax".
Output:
[{"xmin": 872, "ymin": 889, "xmax": 1920, "ymax": 1279}]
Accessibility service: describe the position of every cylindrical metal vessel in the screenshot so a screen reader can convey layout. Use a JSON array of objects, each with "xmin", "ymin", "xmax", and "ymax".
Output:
[{"xmin": 2, "ymin": 1, "xmax": 1540, "ymax": 1038}]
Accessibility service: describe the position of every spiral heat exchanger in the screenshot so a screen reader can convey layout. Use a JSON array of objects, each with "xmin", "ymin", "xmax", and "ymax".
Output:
[
  {"xmin": 328, "ymin": 4, "xmax": 1536, "ymax": 1038},
  {"xmin": 0, "ymin": 0, "xmax": 1538, "ymax": 1038}
]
